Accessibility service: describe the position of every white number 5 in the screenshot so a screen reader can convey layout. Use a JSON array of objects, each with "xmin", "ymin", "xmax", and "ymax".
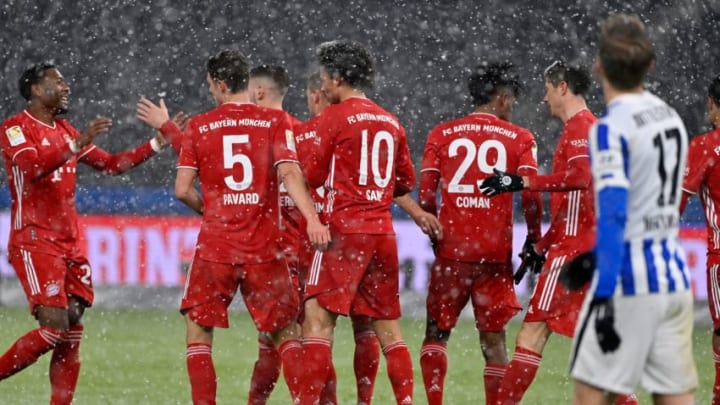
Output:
[{"xmin": 223, "ymin": 135, "xmax": 253, "ymax": 191}]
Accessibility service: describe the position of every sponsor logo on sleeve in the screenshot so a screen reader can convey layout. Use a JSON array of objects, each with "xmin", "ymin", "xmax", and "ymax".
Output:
[
  {"xmin": 5, "ymin": 125, "xmax": 26, "ymax": 146},
  {"xmin": 285, "ymin": 129, "xmax": 296, "ymax": 152}
]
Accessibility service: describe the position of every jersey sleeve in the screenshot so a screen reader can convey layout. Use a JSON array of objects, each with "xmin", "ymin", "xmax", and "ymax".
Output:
[
  {"xmin": 304, "ymin": 111, "xmax": 337, "ymax": 188},
  {"xmin": 271, "ymin": 112, "xmax": 299, "ymax": 166},
  {"xmin": 393, "ymin": 125, "xmax": 416, "ymax": 197},
  {"xmin": 530, "ymin": 130, "xmax": 592, "ymax": 191},
  {"xmin": 516, "ymin": 134, "xmax": 539, "ymax": 177},
  {"xmin": 419, "ymin": 129, "xmax": 441, "ymax": 214},
  {"xmin": 682, "ymin": 136, "xmax": 712, "ymax": 195},
  {"xmin": 177, "ymin": 120, "xmax": 199, "ymax": 170},
  {"xmin": 1, "ymin": 119, "xmax": 75, "ymax": 181},
  {"xmin": 590, "ymin": 122, "xmax": 629, "ymax": 298}
]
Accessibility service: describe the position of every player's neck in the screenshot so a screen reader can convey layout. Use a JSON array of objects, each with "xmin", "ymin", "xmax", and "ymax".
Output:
[
  {"xmin": 221, "ymin": 92, "xmax": 251, "ymax": 105},
  {"xmin": 603, "ymin": 80, "xmax": 643, "ymax": 104},
  {"xmin": 338, "ymin": 87, "xmax": 366, "ymax": 102},
  {"xmin": 560, "ymin": 99, "xmax": 588, "ymax": 123},
  {"xmin": 26, "ymin": 104, "xmax": 56, "ymax": 125}
]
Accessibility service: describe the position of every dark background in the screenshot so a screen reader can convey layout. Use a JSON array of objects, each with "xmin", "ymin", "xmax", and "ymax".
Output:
[{"xmin": 0, "ymin": 0, "xmax": 718, "ymax": 218}]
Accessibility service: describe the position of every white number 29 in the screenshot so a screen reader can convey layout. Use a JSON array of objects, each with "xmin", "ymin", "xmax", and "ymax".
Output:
[{"xmin": 448, "ymin": 138, "xmax": 507, "ymax": 193}]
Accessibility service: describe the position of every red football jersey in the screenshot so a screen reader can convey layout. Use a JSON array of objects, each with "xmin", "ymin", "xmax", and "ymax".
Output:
[
  {"xmin": 1, "ymin": 111, "xmax": 83, "ymax": 255},
  {"xmin": 420, "ymin": 112, "xmax": 538, "ymax": 262},
  {"xmin": 277, "ymin": 112, "xmax": 304, "ymax": 259},
  {"xmin": 683, "ymin": 128, "xmax": 720, "ymax": 255},
  {"xmin": 531, "ymin": 109, "xmax": 597, "ymax": 254},
  {"xmin": 178, "ymin": 102, "xmax": 298, "ymax": 264},
  {"xmin": 304, "ymin": 97, "xmax": 415, "ymax": 234}
]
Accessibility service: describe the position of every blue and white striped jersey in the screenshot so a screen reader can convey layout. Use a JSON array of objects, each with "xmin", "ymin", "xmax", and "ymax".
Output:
[{"xmin": 589, "ymin": 91, "xmax": 690, "ymax": 297}]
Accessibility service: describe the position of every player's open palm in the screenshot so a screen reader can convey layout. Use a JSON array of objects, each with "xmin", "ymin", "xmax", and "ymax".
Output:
[
  {"xmin": 78, "ymin": 117, "xmax": 112, "ymax": 149},
  {"xmin": 306, "ymin": 221, "xmax": 331, "ymax": 252},
  {"xmin": 137, "ymin": 97, "xmax": 170, "ymax": 129}
]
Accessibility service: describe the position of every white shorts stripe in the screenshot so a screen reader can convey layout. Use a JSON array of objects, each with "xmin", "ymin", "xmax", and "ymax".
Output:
[
  {"xmin": 713, "ymin": 264, "xmax": 720, "ymax": 318},
  {"xmin": 308, "ymin": 250, "xmax": 323, "ymax": 286},
  {"xmin": 182, "ymin": 250, "xmax": 197, "ymax": 300},
  {"xmin": 538, "ymin": 255, "xmax": 566, "ymax": 311},
  {"xmin": 20, "ymin": 249, "xmax": 41, "ymax": 295}
]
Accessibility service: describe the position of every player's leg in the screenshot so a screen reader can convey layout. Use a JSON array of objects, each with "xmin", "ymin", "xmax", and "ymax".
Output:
[
  {"xmin": 473, "ymin": 263, "xmax": 521, "ymax": 405},
  {"xmin": 651, "ymin": 393, "xmax": 695, "ymax": 405},
  {"xmin": 0, "ymin": 250, "xmax": 69, "ymax": 381},
  {"xmin": 351, "ymin": 314, "xmax": 380, "ymax": 405},
  {"xmin": 573, "ymin": 379, "xmax": 614, "ymax": 405},
  {"xmin": 185, "ymin": 316, "xmax": 216, "ymax": 405},
  {"xmin": 50, "ymin": 296, "xmax": 88, "ymax": 405},
  {"xmin": 707, "ymin": 260, "xmax": 720, "ymax": 405},
  {"xmin": 372, "ymin": 319, "xmax": 414, "ymax": 405},
  {"xmin": 497, "ymin": 321, "xmax": 550, "ymax": 404},
  {"xmin": 299, "ymin": 297, "xmax": 338, "ymax": 405},
  {"xmin": 421, "ymin": 317, "xmax": 451, "ymax": 405},
  {"xmin": 247, "ymin": 331, "xmax": 281, "ymax": 405}
]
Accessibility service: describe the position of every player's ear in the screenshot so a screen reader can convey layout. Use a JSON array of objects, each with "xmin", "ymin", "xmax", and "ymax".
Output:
[
  {"xmin": 592, "ymin": 60, "xmax": 603, "ymax": 77},
  {"xmin": 559, "ymin": 80, "xmax": 569, "ymax": 95}
]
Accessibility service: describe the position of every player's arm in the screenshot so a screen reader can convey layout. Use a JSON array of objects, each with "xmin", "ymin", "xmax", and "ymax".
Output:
[
  {"xmin": 524, "ymin": 156, "xmax": 591, "ymax": 192},
  {"xmin": 278, "ymin": 161, "xmax": 331, "ymax": 250},
  {"xmin": 303, "ymin": 113, "xmax": 335, "ymax": 188},
  {"xmin": 679, "ymin": 136, "xmax": 711, "ymax": 215},
  {"xmin": 418, "ymin": 129, "xmax": 441, "ymax": 216},
  {"xmin": 591, "ymin": 123, "xmax": 629, "ymax": 299},
  {"xmin": 8, "ymin": 117, "xmax": 111, "ymax": 181},
  {"xmin": 175, "ymin": 168, "xmax": 203, "ymax": 215},
  {"xmin": 394, "ymin": 193, "xmax": 443, "ymax": 240},
  {"xmin": 136, "ymin": 97, "xmax": 187, "ymax": 154}
]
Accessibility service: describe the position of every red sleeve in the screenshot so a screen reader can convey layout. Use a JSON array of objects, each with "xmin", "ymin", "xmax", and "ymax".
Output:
[
  {"xmin": 159, "ymin": 120, "xmax": 185, "ymax": 155},
  {"xmin": 682, "ymin": 136, "xmax": 711, "ymax": 195},
  {"xmin": 393, "ymin": 126, "xmax": 416, "ymax": 196},
  {"xmin": 517, "ymin": 134, "xmax": 542, "ymax": 241},
  {"xmin": 305, "ymin": 111, "xmax": 337, "ymax": 188},
  {"xmin": 271, "ymin": 112, "xmax": 298, "ymax": 165},
  {"xmin": 419, "ymin": 128, "xmax": 441, "ymax": 215},
  {"xmin": 528, "ymin": 133, "xmax": 591, "ymax": 192},
  {"xmin": 178, "ymin": 120, "xmax": 199, "ymax": 169},
  {"xmin": 1, "ymin": 120, "xmax": 74, "ymax": 181},
  {"xmin": 79, "ymin": 141, "xmax": 156, "ymax": 175}
]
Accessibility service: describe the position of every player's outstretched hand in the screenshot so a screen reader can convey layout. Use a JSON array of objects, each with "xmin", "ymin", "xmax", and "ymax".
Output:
[
  {"xmin": 592, "ymin": 297, "xmax": 621, "ymax": 353},
  {"xmin": 558, "ymin": 251, "xmax": 596, "ymax": 291},
  {"xmin": 137, "ymin": 97, "xmax": 170, "ymax": 129},
  {"xmin": 172, "ymin": 111, "xmax": 191, "ymax": 132},
  {"xmin": 478, "ymin": 168, "xmax": 524, "ymax": 196},
  {"xmin": 307, "ymin": 220, "xmax": 331, "ymax": 252},
  {"xmin": 77, "ymin": 117, "xmax": 113, "ymax": 149},
  {"xmin": 513, "ymin": 238, "xmax": 545, "ymax": 284}
]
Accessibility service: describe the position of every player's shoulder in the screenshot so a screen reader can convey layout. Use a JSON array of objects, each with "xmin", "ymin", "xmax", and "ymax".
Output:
[{"xmin": 690, "ymin": 129, "xmax": 720, "ymax": 149}]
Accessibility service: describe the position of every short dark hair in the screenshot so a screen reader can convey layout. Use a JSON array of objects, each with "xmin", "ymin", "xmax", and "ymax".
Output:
[
  {"xmin": 316, "ymin": 40, "xmax": 375, "ymax": 90},
  {"xmin": 206, "ymin": 50, "xmax": 249, "ymax": 93},
  {"xmin": 306, "ymin": 71, "xmax": 322, "ymax": 91},
  {"xmin": 19, "ymin": 62, "xmax": 56, "ymax": 101},
  {"xmin": 709, "ymin": 74, "xmax": 720, "ymax": 107},
  {"xmin": 544, "ymin": 60, "xmax": 591, "ymax": 96},
  {"xmin": 468, "ymin": 61, "xmax": 521, "ymax": 106},
  {"xmin": 599, "ymin": 14, "xmax": 655, "ymax": 90},
  {"xmin": 250, "ymin": 64, "xmax": 290, "ymax": 96}
]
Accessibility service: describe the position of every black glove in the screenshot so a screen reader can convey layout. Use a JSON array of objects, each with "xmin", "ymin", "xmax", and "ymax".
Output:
[
  {"xmin": 479, "ymin": 168, "xmax": 524, "ymax": 196},
  {"xmin": 593, "ymin": 297, "xmax": 621, "ymax": 353},
  {"xmin": 513, "ymin": 239, "xmax": 545, "ymax": 284},
  {"xmin": 558, "ymin": 251, "xmax": 595, "ymax": 291}
]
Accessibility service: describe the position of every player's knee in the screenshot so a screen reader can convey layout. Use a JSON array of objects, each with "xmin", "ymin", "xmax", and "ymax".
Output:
[
  {"xmin": 424, "ymin": 319, "xmax": 451, "ymax": 343},
  {"xmin": 515, "ymin": 322, "xmax": 550, "ymax": 352}
]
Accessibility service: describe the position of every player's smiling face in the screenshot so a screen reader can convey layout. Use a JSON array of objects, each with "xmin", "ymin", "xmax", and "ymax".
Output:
[{"xmin": 35, "ymin": 68, "xmax": 70, "ymax": 115}]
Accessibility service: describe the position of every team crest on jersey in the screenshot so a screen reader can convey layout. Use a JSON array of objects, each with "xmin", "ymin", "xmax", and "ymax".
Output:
[
  {"xmin": 46, "ymin": 283, "xmax": 60, "ymax": 297},
  {"xmin": 285, "ymin": 129, "xmax": 296, "ymax": 152},
  {"xmin": 5, "ymin": 125, "xmax": 26, "ymax": 146}
]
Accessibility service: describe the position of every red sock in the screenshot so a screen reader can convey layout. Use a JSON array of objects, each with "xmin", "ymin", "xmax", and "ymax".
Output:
[
  {"xmin": 614, "ymin": 393, "xmax": 638, "ymax": 404},
  {"xmin": 354, "ymin": 330, "xmax": 380, "ymax": 404},
  {"xmin": 248, "ymin": 339, "xmax": 281, "ymax": 404},
  {"xmin": 299, "ymin": 337, "xmax": 332, "ymax": 405},
  {"xmin": 320, "ymin": 360, "xmax": 337, "ymax": 405},
  {"xmin": 278, "ymin": 338, "xmax": 304, "ymax": 403},
  {"xmin": 186, "ymin": 343, "xmax": 216, "ymax": 405},
  {"xmin": 383, "ymin": 340, "xmax": 413, "ymax": 405},
  {"xmin": 497, "ymin": 346, "xmax": 542, "ymax": 405},
  {"xmin": 420, "ymin": 341, "xmax": 447, "ymax": 405},
  {"xmin": 0, "ymin": 326, "xmax": 63, "ymax": 380},
  {"xmin": 50, "ymin": 325, "xmax": 83, "ymax": 405},
  {"xmin": 484, "ymin": 364, "xmax": 506, "ymax": 405}
]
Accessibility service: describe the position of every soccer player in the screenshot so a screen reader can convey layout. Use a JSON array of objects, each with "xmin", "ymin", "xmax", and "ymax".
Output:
[
  {"xmin": 246, "ymin": 63, "xmax": 303, "ymax": 405},
  {"xmin": 680, "ymin": 74, "xmax": 720, "ymax": 405},
  {"xmin": 418, "ymin": 61, "xmax": 542, "ymax": 405},
  {"xmin": 0, "ymin": 62, "xmax": 181, "ymax": 404},
  {"xmin": 140, "ymin": 49, "xmax": 331, "ymax": 405},
  {"xmin": 570, "ymin": 14, "xmax": 697, "ymax": 405},
  {"xmin": 478, "ymin": 61, "xmax": 596, "ymax": 404},
  {"xmin": 299, "ymin": 40, "xmax": 416, "ymax": 405}
]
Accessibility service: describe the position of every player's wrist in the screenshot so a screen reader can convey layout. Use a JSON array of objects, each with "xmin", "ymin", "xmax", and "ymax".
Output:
[
  {"xmin": 150, "ymin": 137, "xmax": 164, "ymax": 152},
  {"xmin": 68, "ymin": 139, "xmax": 81, "ymax": 154}
]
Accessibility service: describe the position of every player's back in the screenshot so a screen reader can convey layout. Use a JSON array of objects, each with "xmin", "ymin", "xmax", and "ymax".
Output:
[
  {"xmin": 0, "ymin": 110, "xmax": 81, "ymax": 253},
  {"xmin": 422, "ymin": 112, "xmax": 538, "ymax": 263},
  {"xmin": 591, "ymin": 91, "xmax": 690, "ymax": 295},
  {"xmin": 180, "ymin": 102, "xmax": 295, "ymax": 264},
  {"xmin": 686, "ymin": 128, "xmax": 720, "ymax": 254},
  {"xmin": 312, "ymin": 97, "xmax": 415, "ymax": 235}
]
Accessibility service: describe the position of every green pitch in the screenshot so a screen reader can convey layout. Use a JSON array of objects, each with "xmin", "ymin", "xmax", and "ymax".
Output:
[{"xmin": 0, "ymin": 307, "xmax": 713, "ymax": 404}]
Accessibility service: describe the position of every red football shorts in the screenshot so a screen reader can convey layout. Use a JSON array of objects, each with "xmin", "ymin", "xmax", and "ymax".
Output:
[
  {"xmin": 706, "ymin": 254, "xmax": 720, "ymax": 331},
  {"xmin": 426, "ymin": 257, "xmax": 521, "ymax": 332},
  {"xmin": 525, "ymin": 249, "xmax": 588, "ymax": 337},
  {"xmin": 304, "ymin": 233, "xmax": 401, "ymax": 319},
  {"xmin": 8, "ymin": 247, "xmax": 94, "ymax": 314},
  {"xmin": 181, "ymin": 256, "xmax": 298, "ymax": 331}
]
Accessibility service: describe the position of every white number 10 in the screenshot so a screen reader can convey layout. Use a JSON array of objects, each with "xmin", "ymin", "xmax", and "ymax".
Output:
[{"xmin": 359, "ymin": 129, "xmax": 394, "ymax": 187}]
